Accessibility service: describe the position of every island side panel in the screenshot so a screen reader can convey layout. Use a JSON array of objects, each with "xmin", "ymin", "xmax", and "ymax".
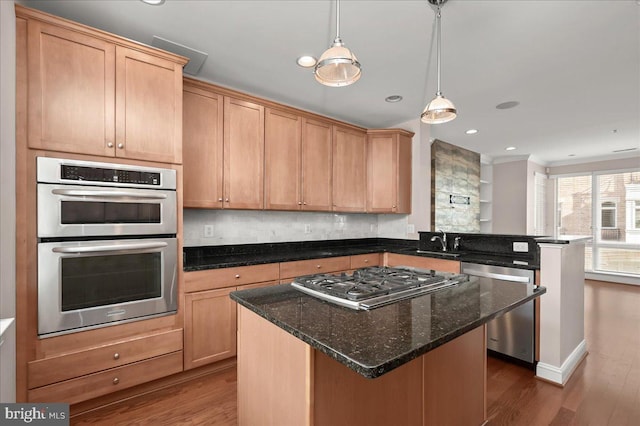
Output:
[
  {"xmin": 313, "ymin": 352, "xmax": 423, "ymax": 426},
  {"xmin": 237, "ymin": 306, "xmax": 313, "ymax": 426},
  {"xmin": 423, "ymin": 325, "xmax": 487, "ymax": 426}
]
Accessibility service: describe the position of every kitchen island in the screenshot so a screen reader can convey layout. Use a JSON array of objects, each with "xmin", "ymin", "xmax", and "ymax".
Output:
[{"xmin": 231, "ymin": 273, "xmax": 546, "ymax": 426}]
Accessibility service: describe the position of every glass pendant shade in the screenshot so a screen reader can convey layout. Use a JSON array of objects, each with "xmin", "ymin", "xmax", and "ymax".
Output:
[
  {"xmin": 421, "ymin": 93, "xmax": 457, "ymax": 124},
  {"xmin": 314, "ymin": 38, "xmax": 361, "ymax": 87}
]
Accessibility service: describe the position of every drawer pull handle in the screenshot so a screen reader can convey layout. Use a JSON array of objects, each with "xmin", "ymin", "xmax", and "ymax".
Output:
[
  {"xmin": 113, "ymin": 377, "xmax": 120, "ymax": 385},
  {"xmin": 117, "ymin": 143, "xmax": 124, "ymax": 149},
  {"xmin": 235, "ymin": 274, "xmax": 240, "ymax": 279},
  {"xmin": 316, "ymin": 265, "xmax": 321, "ymax": 269},
  {"xmin": 107, "ymin": 142, "xmax": 114, "ymax": 148},
  {"xmin": 364, "ymin": 259, "xmax": 369, "ymax": 263},
  {"xmin": 113, "ymin": 353, "xmax": 120, "ymax": 360},
  {"xmin": 218, "ymin": 198, "xmax": 223, "ymax": 202}
]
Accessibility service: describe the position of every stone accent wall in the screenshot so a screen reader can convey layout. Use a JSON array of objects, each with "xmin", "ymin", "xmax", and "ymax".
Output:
[{"xmin": 431, "ymin": 140, "xmax": 480, "ymax": 232}]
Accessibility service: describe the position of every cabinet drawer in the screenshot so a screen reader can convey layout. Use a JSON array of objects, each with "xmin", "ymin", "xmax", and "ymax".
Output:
[
  {"xmin": 280, "ymin": 256, "xmax": 350, "ymax": 279},
  {"xmin": 185, "ymin": 263, "xmax": 280, "ymax": 292},
  {"xmin": 351, "ymin": 253, "xmax": 381, "ymax": 269},
  {"xmin": 385, "ymin": 253, "xmax": 460, "ymax": 274},
  {"xmin": 28, "ymin": 351, "xmax": 183, "ymax": 405},
  {"xmin": 28, "ymin": 329, "xmax": 182, "ymax": 389}
]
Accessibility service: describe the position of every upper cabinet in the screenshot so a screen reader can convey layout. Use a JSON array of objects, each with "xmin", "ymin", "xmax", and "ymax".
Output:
[
  {"xmin": 21, "ymin": 7, "xmax": 186, "ymax": 164},
  {"xmin": 367, "ymin": 129, "xmax": 413, "ymax": 214},
  {"xmin": 183, "ymin": 80, "xmax": 265, "ymax": 210},
  {"xmin": 333, "ymin": 126, "xmax": 367, "ymax": 212},
  {"xmin": 183, "ymin": 84, "xmax": 224, "ymax": 208},
  {"xmin": 264, "ymin": 111, "xmax": 333, "ymax": 212},
  {"xmin": 224, "ymin": 97, "xmax": 265, "ymax": 210}
]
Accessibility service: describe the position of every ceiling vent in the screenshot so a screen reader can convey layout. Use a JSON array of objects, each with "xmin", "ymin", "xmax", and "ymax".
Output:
[{"xmin": 151, "ymin": 36, "xmax": 208, "ymax": 76}]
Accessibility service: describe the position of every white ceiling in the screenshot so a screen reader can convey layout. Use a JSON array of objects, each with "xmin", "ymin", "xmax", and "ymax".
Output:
[{"xmin": 18, "ymin": 0, "xmax": 640, "ymax": 166}]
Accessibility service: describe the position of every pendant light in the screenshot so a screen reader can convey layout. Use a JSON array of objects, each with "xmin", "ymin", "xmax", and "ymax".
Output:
[
  {"xmin": 421, "ymin": 0, "xmax": 457, "ymax": 124},
  {"xmin": 314, "ymin": 0, "xmax": 361, "ymax": 87}
]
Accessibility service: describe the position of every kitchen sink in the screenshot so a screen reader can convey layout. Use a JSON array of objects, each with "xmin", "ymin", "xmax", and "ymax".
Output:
[{"xmin": 415, "ymin": 250, "xmax": 461, "ymax": 258}]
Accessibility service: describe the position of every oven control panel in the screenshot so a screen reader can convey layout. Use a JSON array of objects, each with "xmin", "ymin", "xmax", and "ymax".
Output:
[{"xmin": 62, "ymin": 164, "xmax": 160, "ymax": 186}]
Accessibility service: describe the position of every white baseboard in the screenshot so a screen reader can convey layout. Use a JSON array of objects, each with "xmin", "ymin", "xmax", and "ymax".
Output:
[{"xmin": 536, "ymin": 340, "xmax": 587, "ymax": 385}]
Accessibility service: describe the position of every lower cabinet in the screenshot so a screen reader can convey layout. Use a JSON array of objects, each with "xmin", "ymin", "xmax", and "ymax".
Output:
[
  {"xmin": 27, "ymin": 329, "xmax": 183, "ymax": 404},
  {"xmin": 184, "ymin": 287, "xmax": 237, "ymax": 370},
  {"xmin": 183, "ymin": 263, "xmax": 280, "ymax": 370}
]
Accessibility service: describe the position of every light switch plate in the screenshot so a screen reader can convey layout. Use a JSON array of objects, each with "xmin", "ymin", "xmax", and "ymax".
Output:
[{"xmin": 513, "ymin": 242, "xmax": 529, "ymax": 252}]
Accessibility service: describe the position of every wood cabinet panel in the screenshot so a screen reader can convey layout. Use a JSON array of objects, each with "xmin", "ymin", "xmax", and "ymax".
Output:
[
  {"xmin": 184, "ymin": 288, "xmax": 237, "ymax": 370},
  {"xmin": 27, "ymin": 20, "xmax": 115, "ymax": 156},
  {"xmin": 423, "ymin": 325, "xmax": 486, "ymax": 425},
  {"xmin": 385, "ymin": 253, "xmax": 460, "ymax": 273},
  {"xmin": 28, "ymin": 329, "xmax": 182, "ymax": 389},
  {"xmin": 224, "ymin": 97, "xmax": 265, "ymax": 209},
  {"xmin": 115, "ymin": 46, "xmax": 183, "ymax": 164},
  {"xmin": 184, "ymin": 263, "xmax": 279, "ymax": 293},
  {"xmin": 28, "ymin": 351, "xmax": 183, "ymax": 405},
  {"xmin": 280, "ymin": 256, "xmax": 351, "ymax": 279},
  {"xmin": 367, "ymin": 130, "xmax": 413, "ymax": 213},
  {"xmin": 350, "ymin": 253, "xmax": 381, "ymax": 269},
  {"xmin": 265, "ymin": 108, "xmax": 302, "ymax": 210},
  {"xmin": 183, "ymin": 85, "xmax": 224, "ymax": 208},
  {"xmin": 332, "ymin": 126, "xmax": 367, "ymax": 212},
  {"xmin": 301, "ymin": 118, "xmax": 333, "ymax": 211}
]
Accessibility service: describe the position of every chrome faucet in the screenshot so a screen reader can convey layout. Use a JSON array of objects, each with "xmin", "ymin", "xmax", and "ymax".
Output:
[{"xmin": 430, "ymin": 230, "xmax": 447, "ymax": 252}]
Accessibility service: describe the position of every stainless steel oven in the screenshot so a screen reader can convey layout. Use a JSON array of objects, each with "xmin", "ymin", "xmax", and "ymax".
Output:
[{"xmin": 36, "ymin": 157, "xmax": 178, "ymax": 337}]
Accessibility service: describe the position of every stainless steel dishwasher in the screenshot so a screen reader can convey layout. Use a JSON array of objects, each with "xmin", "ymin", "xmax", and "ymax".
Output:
[{"xmin": 460, "ymin": 262, "xmax": 536, "ymax": 365}]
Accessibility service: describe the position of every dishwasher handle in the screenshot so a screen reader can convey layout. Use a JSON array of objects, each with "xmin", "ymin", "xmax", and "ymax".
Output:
[{"xmin": 461, "ymin": 268, "xmax": 531, "ymax": 283}]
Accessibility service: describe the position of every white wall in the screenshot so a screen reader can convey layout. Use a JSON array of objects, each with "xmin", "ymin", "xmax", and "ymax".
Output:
[
  {"xmin": 0, "ymin": 0, "xmax": 17, "ymax": 403},
  {"xmin": 184, "ymin": 118, "xmax": 433, "ymax": 247},
  {"xmin": 492, "ymin": 159, "xmax": 528, "ymax": 234}
]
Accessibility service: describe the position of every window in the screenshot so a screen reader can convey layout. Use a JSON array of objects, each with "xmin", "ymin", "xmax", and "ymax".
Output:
[
  {"xmin": 601, "ymin": 201, "xmax": 617, "ymax": 228},
  {"xmin": 556, "ymin": 171, "xmax": 640, "ymax": 276}
]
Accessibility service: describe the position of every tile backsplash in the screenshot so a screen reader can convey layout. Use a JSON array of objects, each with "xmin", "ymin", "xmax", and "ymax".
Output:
[{"xmin": 184, "ymin": 209, "xmax": 411, "ymax": 247}]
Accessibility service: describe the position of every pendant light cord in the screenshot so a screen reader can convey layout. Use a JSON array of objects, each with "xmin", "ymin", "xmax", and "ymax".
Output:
[
  {"xmin": 436, "ymin": 1, "xmax": 442, "ymax": 96},
  {"xmin": 336, "ymin": 0, "xmax": 341, "ymax": 41}
]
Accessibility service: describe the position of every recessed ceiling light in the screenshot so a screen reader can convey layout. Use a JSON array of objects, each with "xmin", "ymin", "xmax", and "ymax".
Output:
[
  {"xmin": 465, "ymin": 129, "xmax": 478, "ymax": 135},
  {"xmin": 505, "ymin": 146, "xmax": 517, "ymax": 151},
  {"xmin": 296, "ymin": 55, "xmax": 317, "ymax": 68},
  {"xmin": 496, "ymin": 101, "xmax": 520, "ymax": 110},
  {"xmin": 140, "ymin": 0, "xmax": 165, "ymax": 5},
  {"xmin": 568, "ymin": 154, "xmax": 576, "ymax": 157},
  {"xmin": 385, "ymin": 95, "xmax": 403, "ymax": 103}
]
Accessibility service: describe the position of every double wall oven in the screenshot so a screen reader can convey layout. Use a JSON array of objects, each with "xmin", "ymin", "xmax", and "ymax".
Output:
[{"xmin": 36, "ymin": 157, "xmax": 178, "ymax": 337}]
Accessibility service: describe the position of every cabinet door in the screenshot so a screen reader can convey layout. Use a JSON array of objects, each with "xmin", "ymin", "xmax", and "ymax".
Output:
[
  {"xmin": 367, "ymin": 133, "xmax": 398, "ymax": 213},
  {"xmin": 184, "ymin": 287, "xmax": 237, "ymax": 370},
  {"xmin": 301, "ymin": 119, "xmax": 333, "ymax": 211},
  {"xmin": 265, "ymin": 108, "xmax": 302, "ymax": 210},
  {"xmin": 183, "ymin": 85, "xmax": 224, "ymax": 208},
  {"xmin": 27, "ymin": 21, "xmax": 115, "ymax": 156},
  {"xmin": 332, "ymin": 126, "xmax": 367, "ymax": 212},
  {"xmin": 224, "ymin": 97, "xmax": 265, "ymax": 209},
  {"xmin": 396, "ymin": 133, "xmax": 413, "ymax": 214},
  {"xmin": 115, "ymin": 46, "xmax": 183, "ymax": 164}
]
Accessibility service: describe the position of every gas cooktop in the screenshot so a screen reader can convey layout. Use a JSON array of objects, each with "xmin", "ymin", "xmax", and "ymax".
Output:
[{"xmin": 291, "ymin": 266, "xmax": 467, "ymax": 310}]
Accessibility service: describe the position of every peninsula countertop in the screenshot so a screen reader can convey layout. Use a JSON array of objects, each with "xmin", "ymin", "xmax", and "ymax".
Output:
[{"xmin": 230, "ymin": 276, "xmax": 546, "ymax": 378}]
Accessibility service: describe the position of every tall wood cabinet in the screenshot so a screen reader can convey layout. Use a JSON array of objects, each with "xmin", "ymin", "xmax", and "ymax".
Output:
[
  {"xmin": 301, "ymin": 118, "xmax": 333, "ymax": 211},
  {"xmin": 25, "ymin": 14, "xmax": 185, "ymax": 164},
  {"xmin": 367, "ymin": 129, "xmax": 413, "ymax": 213},
  {"xmin": 333, "ymin": 126, "xmax": 367, "ymax": 212}
]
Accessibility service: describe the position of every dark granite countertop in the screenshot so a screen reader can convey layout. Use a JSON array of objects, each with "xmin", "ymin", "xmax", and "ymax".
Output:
[
  {"xmin": 184, "ymin": 238, "xmax": 539, "ymax": 272},
  {"xmin": 230, "ymin": 277, "xmax": 546, "ymax": 379}
]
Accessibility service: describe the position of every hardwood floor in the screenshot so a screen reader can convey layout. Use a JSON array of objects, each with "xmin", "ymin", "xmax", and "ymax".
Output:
[
  {"xmin": 70, "ymin": 279, "xmax": 639, "ymax": 425},
  {"xmin": 487, "ymin": 279, "xmax": 640, "ymax": 426}
]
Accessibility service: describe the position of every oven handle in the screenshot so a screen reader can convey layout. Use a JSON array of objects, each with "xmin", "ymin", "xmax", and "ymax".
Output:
[
  {"xmin": 461, "ymin": 268, "xmax": 531, "ymax": 283},
  {"xmin": 51, "ymin": 189, "xmax": 167, "ymax": 199},
  {"xmin": 52, "ymin": 241, "xmax": 168, "ymax": 254}
]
